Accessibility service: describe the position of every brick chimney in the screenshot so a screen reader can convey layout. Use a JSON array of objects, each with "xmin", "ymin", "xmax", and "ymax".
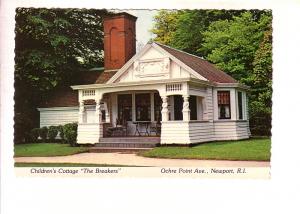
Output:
[{"xmin": 103, "ymin": 12, "xmax": 137, "ymax": 70}]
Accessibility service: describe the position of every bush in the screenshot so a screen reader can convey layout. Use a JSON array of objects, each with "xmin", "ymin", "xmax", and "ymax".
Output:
[
  {"xmin": 39, "ymin": 126, "xmax": 48, "ymax": 142},
  {"xmin": 249, "ymin": 101, "xmax": 272, "ymax": 136},
  {"xmin": 48, "ymin": 126, "xmax": 58, "ymax": 141},
  {"xmin": 57, "ymin": 125, "xmax": 65, "ymax": 143},
  {"xmin": 63, "ymin": 123, "xmax": 78, "ymax": 146},
  {"xmin": 30, "ymin": 128, "xmax": 40, "ymax": 142}
]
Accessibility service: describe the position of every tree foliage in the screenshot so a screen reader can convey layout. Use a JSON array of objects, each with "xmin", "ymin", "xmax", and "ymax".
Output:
[
  {"xmin": 250, "ymin": 24, "xmax": 272, "ymax": 135},
  {"xmin": 152, "ymin": 10, "xmax": 272, "ymax": 135},
  {"xmin": 151, "ymin": 10, "xmax": 180, "ymax": 45},
  {"xmin": 14, "ymin": 8, "xmax": 108, "ymax": 143}
]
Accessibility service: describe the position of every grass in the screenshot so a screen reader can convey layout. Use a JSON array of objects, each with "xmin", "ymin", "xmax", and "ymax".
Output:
[
  {"xmin": 14, "ymin": 162, "xmax": 137, "ymax": 167},
  {"xmin": 139, "ymin": 138, "xmax": 271, "ymax": 161},
  {"xmin": 14, "ymin": 143, "xmax": 89, "ymax": 157}
]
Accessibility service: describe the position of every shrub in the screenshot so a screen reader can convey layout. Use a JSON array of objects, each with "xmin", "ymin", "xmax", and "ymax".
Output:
[
  {"xmin": 63, "ymin": 123, "xmax": 78, "ymax": 146},
  {"xmin": 48, "ymin": 126, "xmax": 58, "ymax": 141},
  {"xmin": 39, "ymin": 126, "xmax": 48, "ymax": 142},
  {"xmin": 30, "ymin": 128, "xmax": 40, "ymax": 142},
  {"xmin": 57, "ymin": 125, "xmax": 65, "ymax": 143}
]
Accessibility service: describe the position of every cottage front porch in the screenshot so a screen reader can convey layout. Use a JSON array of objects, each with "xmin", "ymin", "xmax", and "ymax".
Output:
[{"xmin": 74, "ymin": 79, "xmax": 213, "ymax": 146}]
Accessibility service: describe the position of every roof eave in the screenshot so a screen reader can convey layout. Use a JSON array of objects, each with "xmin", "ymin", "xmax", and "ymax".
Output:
[{"xmin": 215, "ymin": 82, "xmax": 250, "ymax": 90}]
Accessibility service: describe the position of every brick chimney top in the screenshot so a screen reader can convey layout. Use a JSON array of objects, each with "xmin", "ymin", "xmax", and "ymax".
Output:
[{"xmin": 103, "ymin": 12, "xmax": 137, "ymax": 71}]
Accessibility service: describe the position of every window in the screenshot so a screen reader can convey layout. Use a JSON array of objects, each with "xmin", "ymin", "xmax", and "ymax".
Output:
[
  {"xmin": 118, "ymin": 94, "xmax": 132, "ymax": 121},
  {"xmin": 154, "ymin": 93, "xmax": 162, "ymax": 121},
  {"xmin": 218, "ymin": 91, "xmax": 231, "ymax": 119},
  {"xmin": 189, "ymin": 96, "xmax": 197, "ymax": 120},
  {"xmin": 238, "ymin": 92, "xmax": 243, "ymax": 120},
  {"xmin": 135, "ymin": 93, "xmax": 151, "ymax": 121}
]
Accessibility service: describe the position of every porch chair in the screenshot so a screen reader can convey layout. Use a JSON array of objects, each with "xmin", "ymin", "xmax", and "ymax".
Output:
[
  {"xmin": 150, "ymin": 120, "xmax": 161, "ymax": 136},
  {"xmin": 117, "ymin": 118, "xmax": 128, "ymax": 137}
]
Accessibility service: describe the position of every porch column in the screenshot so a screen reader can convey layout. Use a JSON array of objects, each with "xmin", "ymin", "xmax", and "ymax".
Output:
[
  {"xmin": 95, "ymin": 99, "xmax": 102, "ymax": 124},
  {"xmin": 161, "ymin": 96, "xmax": 169, "ymax": 122},
  {"xmin": 182, "ymin": 95, "xmax": 190, "ymax": 121},
  {"xmin": 79, "ymin": 100, "xmax": 85, "ymax": 123}
]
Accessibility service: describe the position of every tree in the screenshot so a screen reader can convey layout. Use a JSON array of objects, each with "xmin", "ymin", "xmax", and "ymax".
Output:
[
  {"xmin": 200, "ymin": 12, "xmax": 271, "ymax": 83},
  {"xmin": 250, "ymin": 24, "xmax": 272, "ymax": 135},
  {"xmin": 152, "ymin": 10, "xmax": 247, "ymax": 54},
  {"xmin": 14, "ymin": 8, "xmax": 109, "ymax": 143},
  {"xmin": 151, "ymin": 10, "xmax": 272, "ymax": 135},
  {"xmin": 151, "ymin": 10, "xmax": 180, "ymax": 45}
]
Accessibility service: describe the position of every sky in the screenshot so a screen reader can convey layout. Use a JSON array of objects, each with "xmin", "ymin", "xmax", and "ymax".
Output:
[{"xmin": 110, "ymin": 9, "xmax": 158, "ymax": 49}]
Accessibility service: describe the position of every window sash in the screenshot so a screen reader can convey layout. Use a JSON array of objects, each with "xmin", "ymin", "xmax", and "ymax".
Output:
[
  {"xmin": 135, "ymin": 93, "xmax": 151, "ymax": 121},
  {"xmin": 118, "ymin": 94, "xmax": 132, "ymax": 121},
  {"xmin": 217, "ymin": 91, "xmax": 231, "ymax": 119}
]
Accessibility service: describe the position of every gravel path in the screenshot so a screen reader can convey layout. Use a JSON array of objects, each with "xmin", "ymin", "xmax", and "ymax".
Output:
[{"xmin": 14, "ymin": 153, "xmax": 270, "ymax": 167}]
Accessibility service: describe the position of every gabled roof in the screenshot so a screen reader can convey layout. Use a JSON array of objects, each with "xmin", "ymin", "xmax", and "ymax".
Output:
[
  {"xmin": 95, "ymin": 70, "xmax": 118, "ymax": 84},
  {"xmin": 154, "ymin": 42, "xmax": 237, "ymax": 84},
  {"xmin": 106, "ymin": 42, "xmax": 238, "ymax": 84}
]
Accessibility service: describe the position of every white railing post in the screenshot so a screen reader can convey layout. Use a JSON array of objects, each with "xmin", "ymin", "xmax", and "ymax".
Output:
[
  {"xmin": 79, "ymin": 100, "xmax": 85, "ymax": 123},
  {"xmin": 161, "ymin": 96, "xmax": 169, "ymax": 122},
  {"xmin": 182, "ymin": 95, "xmax": 190, "ymax": 121},
  {"xmin": 95, "ymin": 99, "xmax": 102, "ymax": 124}
]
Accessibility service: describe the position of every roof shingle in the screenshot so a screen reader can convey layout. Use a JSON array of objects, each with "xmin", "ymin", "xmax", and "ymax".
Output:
[{"xmin": 39, "ymin": 70, "xmax": 111, "ymax": 108}]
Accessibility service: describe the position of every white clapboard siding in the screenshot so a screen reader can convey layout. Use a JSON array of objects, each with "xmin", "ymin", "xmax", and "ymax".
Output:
[
  {"xmin": 77, "ymin": 123, "xmax": 103, "ymax": 144},
  {"xmin": 189, "ymin": 121, "xmax": 214, "ymax": 143},
  {"xmin": 214, "ymin": 120, "xmax": 250, "ymax": 140},
  {"xmin": 205, "ymin": 87, "xmax": 214, "ymax": 121},
  {"xmin": 161, "ymin": 121, "xmax": 190, "ymax": 144},
  {"xmin": 161, "ymin": 121, "xmax": 214, "ymax": 144},
  {"xmin": 38, "ymin": 107, "xmax": 78, "ymax": 127}
]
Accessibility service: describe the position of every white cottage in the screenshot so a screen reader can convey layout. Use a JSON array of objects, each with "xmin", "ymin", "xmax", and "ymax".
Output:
[{"xmin": 38, "ymin": 12, "xmax": 251, "ymax": 146}]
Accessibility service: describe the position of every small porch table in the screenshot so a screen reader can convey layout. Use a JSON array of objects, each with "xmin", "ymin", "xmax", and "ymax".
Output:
[{"xmin": 133, "ymin": 121, "xmax": 151, "ymax": 136}]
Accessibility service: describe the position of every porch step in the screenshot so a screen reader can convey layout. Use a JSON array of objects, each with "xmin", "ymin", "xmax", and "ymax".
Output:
[
  {"xmin": 94, "ymin": 142, "xmax": 157, "ymax": 148},
  {"xmin": 99, "ymin": 137, "xmax": 160, "ymax": 144},
  {"xmin": 88, "ymin": 147, "xmax": 152, "ymax": 153}
]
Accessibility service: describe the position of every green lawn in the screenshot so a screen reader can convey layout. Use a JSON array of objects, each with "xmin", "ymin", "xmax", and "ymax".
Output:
[
  {"xmin": 139, "ymin": 138, "xmax": 271, "ymax": 161},
  {"xmin": 14, "ymin": 162, "xmax": 136, "ymax": 167},
  {"xmin": 14, "ymin": 143, "xmax": 89, "ymax": 157}
]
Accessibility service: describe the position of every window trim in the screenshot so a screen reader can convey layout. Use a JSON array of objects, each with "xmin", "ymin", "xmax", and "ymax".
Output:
[
  {"xmin": 237, "ymin": 91, "xmax": 243, "ymax": 120},
  {"xmin": 217, "ymin": 90, "xmax": 231, "ymax": 120}
]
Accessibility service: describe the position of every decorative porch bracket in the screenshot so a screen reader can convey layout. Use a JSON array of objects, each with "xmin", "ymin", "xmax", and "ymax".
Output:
[
  {"xmin": 95, "ymin": 99, "xmax": 102, "ymax": 124},
  {"xmin": 161, "ymin": 96, "xmax": 169, "ymax": 122},
  {"xmin": 78, "ymin": 100, "xmax": 85, "ymax": 123}
]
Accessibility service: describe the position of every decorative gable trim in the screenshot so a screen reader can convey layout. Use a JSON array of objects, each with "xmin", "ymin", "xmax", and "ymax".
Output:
[
  {"xmin": 106, "ymin": 43, "xmax": 153, "ymax": 84},
  {"xmin": 134, "ymin": 57, "xmax": 170, "ymax": 78}
]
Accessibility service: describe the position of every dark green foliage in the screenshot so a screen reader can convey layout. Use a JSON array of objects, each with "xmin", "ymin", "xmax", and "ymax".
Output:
[
  {"xmin": 39, "ymin": 127, "xmax": 48, "ymax": 142},
  {"xmin": 62, "ymin": 123, "xmax": 78, "ymax": 146},
  {"xmin": 48, "ymin": 126, "xmax": 58, "ymax": 141},
  {"xmin": 30, "ymin": 128, "xmax": 40, "ymax": 142},
  {"xmin": 250, "ymin": 25, "xmax": 272, "ymax": 135},
  {"xmin": 14, "ymin": 8, "xmax": 109, "ymax": 144}
]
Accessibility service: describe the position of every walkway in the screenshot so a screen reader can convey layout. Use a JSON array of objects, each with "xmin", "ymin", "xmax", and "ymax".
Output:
[{"xmin": 14, "ymin": 153, "xmax": 270, "ymax": 167}]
